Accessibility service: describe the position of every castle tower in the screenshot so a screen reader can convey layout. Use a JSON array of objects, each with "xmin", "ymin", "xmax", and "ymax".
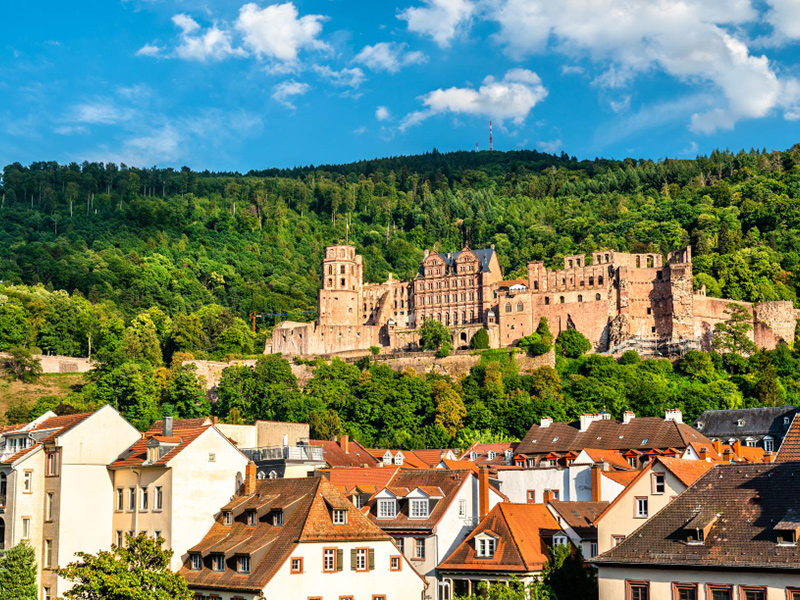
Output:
[{"xmin": 318, "ymin": 244, "xmax": 362, "ymax": 327}]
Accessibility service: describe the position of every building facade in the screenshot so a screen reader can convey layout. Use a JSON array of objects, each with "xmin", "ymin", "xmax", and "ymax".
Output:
[{"xmin": 267, "ymin": 244, "xmax": 797, "ymax": 357}]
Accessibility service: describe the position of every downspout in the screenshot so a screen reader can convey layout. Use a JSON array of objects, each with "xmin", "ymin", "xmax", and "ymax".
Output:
[{"xmin": 130, "ymin": 468, "xmax": 141, "ymax": 536}]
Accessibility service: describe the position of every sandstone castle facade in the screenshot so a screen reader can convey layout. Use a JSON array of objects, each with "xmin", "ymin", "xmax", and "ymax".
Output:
[{"xmin": 266, "ymin": 244, "xmax": 797, "ymax": 357}]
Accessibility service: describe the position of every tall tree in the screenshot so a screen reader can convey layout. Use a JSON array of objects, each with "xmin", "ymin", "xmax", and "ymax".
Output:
[{"xmin": 0, "ymin": 541, "xmax": 38, "ymax": 600}]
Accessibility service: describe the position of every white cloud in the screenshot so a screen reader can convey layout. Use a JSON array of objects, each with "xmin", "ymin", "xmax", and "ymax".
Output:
[
  {"xmin": 353, "ymin": 126, "xmax": 367, "ymax": 135},
  {"xmin": 172, "ymin": 13, "xmax": 245, "ymax": 62},
  {"xmin": 400, "ymin": 68, "xmax": 547, "ymax": 130},
  {"xmin": 376, "ymin": 106, "xmax": 391, "ymax": 121},
  {"xmin": 236, "ymin": 2, "xmax": 328, "ymax": 63},
  {"xmin": 537, "ymin": 139, "xmax": 562, "ymax": 153},
  {"xmin": 54, "ymin": 125, "xmax": 88, "ymax": 135},
  {"xmin": 136, "ymin": 43, "xmax": 163, "ymax": 57},
  {"xmin": 489, "ymin": 0, "xmax": 794, "ymax": 133},
  {"xmin": 354, "ymin": 42, "xmax": 427, "ymax": 73},
  {"xmin": 763, "ymin": 0, "xmax": 800, "ymax": 45},
  {"xmin": 681, "ymin": 141, "xmax": 699, "ymax": 156},
  {"xmin": 69, "ymin": 101, "xmax": 135, "ymax": 125},
  {"xmin": 561, "ymin": 65, "xmax": 584, "ymax": 75},
  {"xmin": 312, "ymin": 65, "xmax": 365, "ymax": 88},
  {"xmin": 271, "ymin": 80, "xmax": 311, "ymax": 109},
  {"xmin": 399, "ymin": 0, "xmax": 475, "ymax": 47},
  {"xmin": 609, "ymin": 95, "xmax": 631, "ymax": 113}
]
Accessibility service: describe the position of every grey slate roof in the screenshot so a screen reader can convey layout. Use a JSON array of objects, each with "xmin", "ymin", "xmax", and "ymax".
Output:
[
  {"xmin": 418, "ymin": 248, "xmax": 495, "ymax": 276},
  {"xmin": 692, "ymin": 407, "xmax": 800, "ymax": 438},
  {"xmin": 593, "ymin": 462, "xmax": 800, "ymax": 570}
]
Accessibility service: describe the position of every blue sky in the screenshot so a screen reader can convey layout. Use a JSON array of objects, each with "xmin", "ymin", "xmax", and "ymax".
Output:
[{"xmin": 2, "ymin": 0, "xmax": 800, "ymax": 171}]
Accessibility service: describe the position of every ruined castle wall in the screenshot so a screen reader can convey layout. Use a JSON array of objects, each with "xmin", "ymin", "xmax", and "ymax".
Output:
[
  {"xmin": 753, "ymin": 301, "xmax": 798, "ymax": 349},
  {"xmin": 0, "ymin": 354, "xmax": 96, "ymax": 374},
  {"xmin": 692, "ymin": 296, "xmax": 753, "ymax": 350}
]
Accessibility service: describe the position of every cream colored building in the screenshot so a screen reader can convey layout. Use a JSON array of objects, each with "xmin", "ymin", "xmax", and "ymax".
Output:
[
  {"xmin": 108, "ymin": 417, "xmax": 249, "ymax": 571},
  {"xmin": 595, "ymin": 457, "xmax": 715, "ymax": 554}
]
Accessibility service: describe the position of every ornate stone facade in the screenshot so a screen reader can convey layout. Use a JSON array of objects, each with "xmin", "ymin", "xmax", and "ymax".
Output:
[{"xmin": 266, "ymin": 244, "xmax": 798, "ymax": 357}]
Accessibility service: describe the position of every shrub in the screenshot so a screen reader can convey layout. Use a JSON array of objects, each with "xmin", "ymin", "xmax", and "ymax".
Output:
[
  {"xmin": 470, "ymin": 329, "xmax": 490, "ymax": 350},
  {"xmin": 436, "ymin": 343, "xmax": 453, "ymax": 358},
  {"xmin": 556, "ymin": 329, "xmax": 591, "ymax": 358}
]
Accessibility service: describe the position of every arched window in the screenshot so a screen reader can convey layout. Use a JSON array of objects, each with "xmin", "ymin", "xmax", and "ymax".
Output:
[
  {"xmin": 534, "ymin": 281, "xmax": 539, "ymax": 290},
  {"xmin": 559, "ymin": 296, "xmax": 565, "ymax": 304},
  {"xmin": 647, "ymin": 256, "xmax": 654, "ymax": 268},
  {"xmin": 577, "ymin": 295, "xmax": 583, "ymax": 302},
  {"xmin": 327, "ymin": 278, "xmax": 333, "ymax": 287},
  {"xmin": 589, "ymin": 276, "xmax": 594, "ymax": 286},
  {"xmin": 596, "ymin": 293, "xmax": 601, "ymax": 301},
  {"xmin": 598, "ymin": 276, "xmax": 604, "ymax": 285},
  {"xmin": 517, "ymin": 302, "xmax": 524, "ymax": 312},
  {"xmin": 545, "ymin": 297, "xmax": 550, "ymax": 305},
  {"xmin": 505, "ymin": 303, "xmax": 512, "ymax": 313}
]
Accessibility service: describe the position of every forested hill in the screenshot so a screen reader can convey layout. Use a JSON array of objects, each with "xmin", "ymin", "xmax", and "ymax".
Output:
[{"xmin": 2, "ymin": 145, "xmax": 800, "ymax": 360}]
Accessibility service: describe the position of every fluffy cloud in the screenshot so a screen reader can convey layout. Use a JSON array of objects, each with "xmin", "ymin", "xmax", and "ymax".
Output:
[
  {"xmin": 69, "ymin": 101, "xmax": 135, "ymax": 125},
  {"xmin": 271, "ymin": 80, "xmax": 311, "ymax": 109},
  {"xmin": 763, "ymin": 0, "xmax": 800, "ymax": 45},
  {"xmin": 400, "ymin": 68, "xmax": 547, "ymax": 130},
  {"xmin": 537, "ymin": 139, "xmax": 562, "ymax": 153},
  {"xmin": 312, "ymin": 65, "xmax": 365, "ymax": 88},
  {"xmin": 489, "ymin": 0, "xmax": 795, "ymax": 133},
  {"xmin": 172, "ymin": 13, "xmax": 245, "ymax": 61},
  {"xmin": 376, "ymin": 106, "xmax": 391, "ymax": 121},
  {"xmin": 236, "ymin": 2, "xmax": 328, "ymax": 63},
  {"xmin": 354, "ymin": 42, "xmax": 427, "ymax": 73},
  {"xmin": 398, "ymin": 0, "xmax": 474, "ymax": 47},
  {"xmin": 135, "ymin": 43, "xmax": 163, "ymax": 57}
]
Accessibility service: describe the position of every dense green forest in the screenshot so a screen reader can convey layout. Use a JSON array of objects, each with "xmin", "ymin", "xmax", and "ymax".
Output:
[{"xmin": 2, "ymin": 146, "xmax": 800, "ymax": 442}]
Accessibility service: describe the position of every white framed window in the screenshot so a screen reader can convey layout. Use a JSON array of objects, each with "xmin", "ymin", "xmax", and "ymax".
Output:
[
  {"xmin": 458, "ymin": 499, "xmax": 467, "ymax": 518},
  {"xmin": 44, "ymin": 587, "xmax": 51, "ymax": 600},
  {"xmin": 636, "ymin": 497, "xmax": 648, "ymax": 518},
  {"xmin": 487, "ymin": 450, "xmax": 496, "ymax": 460},
  {"xmin": 652, "ymin": 473, "xmax": 665, "ymax": 494},
  {"xmin": 23, "ymin": 471, "xmax": 32, "ymax": 493},
  {"xmin": 115, "ymin": 531, "xmax": 124, "ymax": 548},
  {"xmin": 190, "ymin": 554, "xmax": 202, "ymax": 570},
  {"xmin": 22, "ymin": 518, "xmax": 30, "ymax": 539},
  {"xmin": 590, "ymin": 542, "xmax": 598, "ymax": 557},
  {"xmin": 212, "ymin": 555, "xmax": 224, "ymax": 571},
  {"xmin": 238, "ymin": 555, "xmax": 250, "ymax": 574},
  {"xmin": 391, "ymin": 556, "xmax": 401, "ymax": 571},
  {"xmin": 128, "ymin": 487, "xmax": 136, "ymax": 510},
  {"xmin": 476, "ymin": 536, "xmax": 496, "ymax": 558},
  {"xmin": 410, "ymin": 499, "xmax": 429, "ymax": 519},
  {"xmin": 352, "ymin": 494, "xmax": 363, "ymax": 509},
  {"xmin": 223, "ymin": 511, "xmax": 232, "ymax": 526},
  {"xmin": 395, "ymin": 537, "xmax": 404, "ymax": 554},
  {"xmin": 612, "ymin": 535, "xmax": 626, "ymax": 547},
  {"xmin": 116, "ymin": 488, "xmax": 124, "ymax": 511},
  {"xmin": 394, "ymin": 453, "xmax": 405, "ymax": 466},
  {"xmin": 553, "ymin": 534, "xmax": 569, "ymax": 547},
  {"xmin": 333, "ymin": 509, "xmax": 348, "ymax": 525},
  {"xmin": 46, "ymin": 492, "xmax": 54, "ymax": 521},
  {"xmin": 155, "ymin": 486, "xmax": 163, "ymax": 511},
  {"xmin": 323, "ymin": 548, "xmax": 336, "ymax": 572},
  {"xmin": 383, "ymin": 452, "xmax": 393, "ymax": 466},
  {"xmin": 208, "ymin": 453, "xmax": 216, "ymax": 462},
  {"xmin": 154, "ymin": 530, "xmax": 161, "ymax": 540},
  {"xmin": 764, "ymin": 437, "xmax": 775, "ymax": 452},
  {"xmin": 469, "ymin": 451, "xmax": 478, "ymax": 460},
  {"xmin": 140, "ymin": 486, "xmax": 149, "ymax": 511},
  {"xmin": 271, "ymin": 510, "xmax": 283, "ymax": 526},
  {"xmin": 355, "ymin": 548, "xmax": 368, "ymax": 571},
  {"xmin": 44, "ymin": 539, "xmax": 53, "ymax": 568},
  {"xmin": 247, "ymin": 510, "xmax": 257, "ymax": 526},
  {"xmin": 414, "ymin": 538, "xmax": 425, "ymax": 559},
  {"xmin": 378, "ymin": 499, "xmax": 397, "ymax": 519}
]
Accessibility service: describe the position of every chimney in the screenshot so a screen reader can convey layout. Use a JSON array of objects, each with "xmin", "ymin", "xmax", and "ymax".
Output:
[
  {"xmin": 664, "ymin": 408, "xmax": 683, "ymax": 423},
  {"xmin": 244, "ymin": 461, "xmax": 257, "ymax": 495},
  {"xmin": 591, "ymin": 465, "xmax": 602, "ymax": 502},
  {"xmin": 478, "ymin": 467, "xmax": 490, "ymax": 521},
  {"xmin": 543, "ymin": 489, "xmax": 556, "ymax": 504},
  {"xmin": 623, "ymin": 411, "xmax": 635, "ymax": 425},
  {"xmin": 212, "ymin": 416, "xmax": 218, "ymax": 425},
  {"xmin": 163, "ymin": 416, "xmax": 173, "ymax": 437},
  {"xmin": 699, "ymin": 446, "xmax": 709, "ymax": 460},
  {"xmin": 712, "ymin": 440, "xmax": 722, "ymax": 455},
  {"xmin": 540, "ymin": 417, "xmax": 553, "ymax": 428},
  {"xmin": 579, "ymin": 414, "xmax": 601, "ymax": 433},
  {"xmin": 341, "ymin": 434, "xmax": 350, "ymax": 454},
  {"xmin": 734, "ymin": 440, "xmax": 742, "ymax": 457}
]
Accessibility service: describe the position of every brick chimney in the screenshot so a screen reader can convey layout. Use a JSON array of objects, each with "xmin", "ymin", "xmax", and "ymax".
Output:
[
  {"xmin": 623, "ymin": 411, "xmax": 635, "ymax": 425},
  {"xmin": 543, "ymin": 489, "xmax": 556, "ymax": 503},
  {"xmin": 163, "ymin": 416, "xmax": 173, "ymax": 437},
  {"xmin": 734, "ymin": 440, "xmax": 742, "ymax": 457},
  {"xmin": 591, "ymin": 465, "xmax": 602, "ymax": 502},
  {"xmin": 341, "ymin": 434, "xmax": 350, "ymax": 454},
  {"xmin": 478, "ymin": 467, "xmax": 490, "ymax": 521},
  {"xmin": 244, "ymin": 461, "xmax": 257, "ymax": 495},
  {"xmin": 712, "ymin": 440, "xmax": 722, "ymax": 454},
  {"xmin": 540, "ymin": 417, "xmax": 553, "ymax": 428}
]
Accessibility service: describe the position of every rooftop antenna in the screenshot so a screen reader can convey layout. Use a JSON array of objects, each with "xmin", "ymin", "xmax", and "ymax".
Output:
[
  {"xmin": 489, "ymin": 121, "xmax": 493, "ymax": 152},
  {"xmin": 476, "ymin": 141, "xmax": 479, "ymax": 152}
]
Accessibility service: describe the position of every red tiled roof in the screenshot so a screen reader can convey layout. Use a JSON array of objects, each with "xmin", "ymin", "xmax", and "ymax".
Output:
[
  {"xmin": 109, "ymin": 427, "xmax": 211, "ymax": 468},
  {"xmin": 656, "ymin": 457, "xmax": 716, "ymax": 487},
  {"xmin": 365, "ymin": 449, "xmax": 429, "ymax": 469},
  {"xmin": 777, "ymin": 413, "xmax": 800, "ymax": 461},
  {"xmin": 438, "ymin": 503, "xmax": 560, "ymax": 573},
  {"xmin": 579, "ymin": 448, "xmax": 633, "ymax": 471},
  {"xmin": 548, "ymin": 501, "xmax": 609, "ymax": 531},
  {"xmin": 310, "ymin": 438, "xmax": 378, "ymax": 468},
  {"xmin": 146, "ymin": 418, "xmax": 212, "ymax": 434},
  {"xmin": 1, "ymin": 412, "xmax": 95, "ymax": 464},
  {"xmin": 498, "ymin": 278, "xmax": 528, "ymax": 289},
  {"xmin": 322, "ymin": 467, "xmax": 400, "ymax": 494},
  {"xmin": 601, "ymin": 470, "xmax": 639, "ymax": 486}
]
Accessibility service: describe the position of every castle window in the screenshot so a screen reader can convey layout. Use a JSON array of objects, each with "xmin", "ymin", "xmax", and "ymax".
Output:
[
  {"xmin": 605, "ymin": 254, "xmax": 610, "ymax": 262},
  {"xmin": 462, "ymin": 311, "xmax": 467, "ymax": 322},
  {"xmin": 577, "ymin": 295, "xmax": 582, "ymax": 303},
  {"xmin": 598, "ymin": 276, "xmax": 604, "ymax": 285},
  {"xmin": 340, "ymin": 265, "xmax": 345, "ymax": 274},
  {"xmin": 596, "ymin": 293, "xmax": 601, "ymax": 301},
  {"xmin": 545, "ymin": 297, "xmax": 550, "ymax": 305},
  {"xmin": 340, "ymin": 278, "xmax": 345, "ymax": 286},
  {"xmin": 328, "ymin": 278, "xmax": 333, "ymax": 287},
  {"xmin": 636, "ymin": 256, "xmax": 641, "ymax": 268},
  {"xmin": 647, "ymin": 257, "xmax": 654, "ymax": 268},
  {"xmin": 559, "ymin": 296, "xmax": 565, "ymax": 304},
  {"xmin": 568, "ymin": 260, "xmax": 573, "ymax": 268},
  {"xmin": 505, "ymin": 303, "xmax": 512, "ymax": 313},
  {"xmin": 534, "ymin": 281, "xmax": 539, "ymax": 290},
  {"xmin": 589, "ymin": 276, "xmax": 594, "ymax": 285},
  {"xmin": 517, "ymin": 302, "xmax": 524, "ymax": 312},
  {"xmin": 328, "ymin": 265, "xmax": 333, "ymax": 274},
  {"xmin": 647, "ymin": 307, "xmax": 652, "ymax": 315}
]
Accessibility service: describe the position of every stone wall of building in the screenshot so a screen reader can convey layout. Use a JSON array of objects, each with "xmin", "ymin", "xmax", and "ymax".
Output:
[{"xmin": 0, "ymin": 353, "xmax": 95, "ymax": 374}]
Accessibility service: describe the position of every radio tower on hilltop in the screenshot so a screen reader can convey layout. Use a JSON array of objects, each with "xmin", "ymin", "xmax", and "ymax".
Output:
[{"xmin": 489, "ymin": 121, "xmax": 493, "ymax": 152}]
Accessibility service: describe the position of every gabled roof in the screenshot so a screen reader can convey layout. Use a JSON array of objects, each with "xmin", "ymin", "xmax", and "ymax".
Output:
[
  {"xmin": 458, "ymin": 442, "xmax": 517, "ymax": 467},
  {"xmin": 418, "ymin": 247, "xmax": 497, "ymax": 277},
  {"xmin": 438, "ymin": 503, "xmax": 560, "ymax": 573},
  {"xmin": 600, "ymin": 470, "xmax": 639, "ymax": 486},
  {"xmin": 322, "ymin": 466, "xmax": 400, "ymax": 494},
  {"xmin": 146, "ymin": 417, "xmax": 212, "ymax": 434},
  {"xmin": 0, "ymin": 411, "xmax": 95, "ymax": 465},
  {"xmin": 365, "ymin": 448, "xmax": 429, "ymax": 469},
  {"xmin": 776, "ymin": 413, "xmax": 800, "ymax": 462},
  {"xmin": 310, "ymin": 438, "xmax": 378, "ymax": 468},
  {"xmin": 594, "ymin": 463, "xmax": 800, "ymax": 570},
  {"xmin": 182, "ymin": 477, "xmax": 396, "ymax": 593},
  {"xmin": 576, "ymin": 448, "xmax": 634, "ymax": 471},
  {"xmin": 109, "ymin": 426, "xmax": 213, "ymax": 468},
  {"xmin": 692, "ymin": 406, "xmax": 800, "ymax": 438},
  {"xmin": 548, "ymin": 501, "xmax": 609, "ymax": 533},
  {"xmin": 517, "ymin": 417, "xmax": 709, "ymax": 455}
]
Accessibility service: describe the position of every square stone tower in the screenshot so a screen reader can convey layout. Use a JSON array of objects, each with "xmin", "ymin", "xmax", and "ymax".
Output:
[{"xmin": 318, "ymin": 244, "xmax": 363, "ymax": 327}]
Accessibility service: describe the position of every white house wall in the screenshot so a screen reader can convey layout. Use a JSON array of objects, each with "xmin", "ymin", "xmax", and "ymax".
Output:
[{"xmin": 497, "ymin": 465, "xmax": 592, "ymax": 503}]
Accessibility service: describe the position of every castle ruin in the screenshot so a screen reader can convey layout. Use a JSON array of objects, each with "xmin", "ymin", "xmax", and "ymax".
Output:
[{"xmin": 266, "ymin": 244, "xmax": 797, "ymax": 357}]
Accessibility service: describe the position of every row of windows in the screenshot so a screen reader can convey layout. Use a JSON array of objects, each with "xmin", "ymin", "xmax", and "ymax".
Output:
[
  {"xmin": 419, "ymin": 277, "xmax": 477, "ymax": 291},
  {"xmin": 418, "ymin": 292, "xmax": 477, "ymax": 305},
  {"xmin": 418, "ymin": 312, "xmax": 478, "ymax": 325},
  {"xmin": 116, "ymin": 530, "xmax": 162, "ymax": 548},
  {"xmin": 377, "ymin": 498, "xmax": 429, "ymax": 520},
  {"xmin": 189, "ymin": 553, "xmax": 250, "ymax": 573},
  {"xmin": 627, "ymin": 581, "xmax": 796, "ymax": 600},
  {"xmin": 115, "ymin": 486, "xmax": 163, "ymax": 512},
  {"xmin": 394, "ymin": 537, "xmax": 426, "ymax": 559}
]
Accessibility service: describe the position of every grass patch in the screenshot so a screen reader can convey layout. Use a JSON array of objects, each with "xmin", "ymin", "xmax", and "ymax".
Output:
[{"xmin": 0, "ymin": 373, "xmax": 89, "ymax": 420}]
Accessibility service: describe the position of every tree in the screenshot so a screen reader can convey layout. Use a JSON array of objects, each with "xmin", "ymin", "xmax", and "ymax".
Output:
[
  {"xmin": 0, "ymin": 541, "xmax": 38, "ymax": 600},
  {"xmin": 519, "ymin": 318, "xmax": 554, "ymax": 356},
  {"xmin": 161, "ymin": 364, "xmax": 210, "ymax": 418},
  {"xmin": 309, "ymin": 409, "xmax": 345, "ymax": 440},
  {"xmin": 419, "ymin": 319, "xmax": 450, "ymax": 351},
  {"xmin": 58, "ymin": 532, "xmax": 192, "ymax": 600},
  {"xmin": 543, "ymin": 544, "xmax": 597, "ymax": 600},
  {"xmin": 455, "ymin": 578, "xmax": 556, "ymax": 600},
  {"xmin": 119, "ymin": 314, "xmax": 163, "ymax": 366},
  {"xmin": 432, "ymin": 380, "xmax": 466, "ymax": 437},
  {"xmin": 1, "ymin": 346, "xmax": 42, "ymax": 382},
  {"xmin": 470, "ymin": 328, "xmax": 490, "ymax": 350},
  {"xmin": 0, "ymin": 299, "xmax": 30, "ymax": 350},
  {"xmin": 712, "ymin": 303, "xmax": 757, "ymax": 356},
  {"xmin": 556, "ymin": 329, "xmax": 591, "ymax": 358}
]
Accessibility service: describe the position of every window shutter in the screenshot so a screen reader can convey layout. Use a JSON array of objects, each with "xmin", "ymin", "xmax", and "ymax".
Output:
[
  {"xmin": 368, "ymin": 548, "xmax": 375, "ymax": 571},
  {"xmin": 351, "ymin": 549, "xmax": 357, "ymax": 571},
  {"xmin": 336, "ymin": 549, "xmax": 343, "ymax": 572}
]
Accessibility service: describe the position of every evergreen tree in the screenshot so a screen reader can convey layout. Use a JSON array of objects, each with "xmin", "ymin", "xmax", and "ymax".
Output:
[{"xmin": 0, "ymin": 541, "xmax": 38, "ymax": 600}]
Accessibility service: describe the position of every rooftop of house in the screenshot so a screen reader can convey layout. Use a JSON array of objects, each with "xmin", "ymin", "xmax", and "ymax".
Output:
[
  {"xmin": 322, "ymin": 466, "xmax": 401, "ymax": 494},
  {"xmin": 458, "ymin": 442, "xmax": 517, "ymax": 467},
  {"xmin": 692, "ymin": 406, "xmax": 800, "ymax": 438},
  {"xmin": 146, "ymin": 417, "xmax": 212, "ymax": 434},
  {"xmin": 310, "ymin": 437, "xmax": 378, "ymax": 468},
  {"xmin": 182, "ymin": 476, "xmax": 391, "ymax": 593},
  {"xmin": 438, "ymin": 503, "xmax": 561, "ymax": 573},
  {"xmin": 549, "ymin": 501, "xmax": 609, "ymax": 531},
  {"xmin": 594, "ymin": 462, "xmax": 800, "ymax": 571},
  {"xmin": 517, "ymin": 413, "xmax": 709, "ymax": 456},
  {"xmin": 0, "ymin": 411, "xmax": 95, "ymax": 464},
  {"xmin": 364, "ymin": 448, "xmax": 431, "ymax": 469},
  {"xmin": 576, "ymin": 448, "xmax": 636, "ymax": 471},
  {"xmin": 777, "ymin": 414, "xmax": 800, "ymax": 462},
  {"xmin": 109, "ymin": 426, "xmax": 213, "ymax": 469},
  {"xmin": 685, "ymin": 441, "xmax": 774, "ymax": 464}
]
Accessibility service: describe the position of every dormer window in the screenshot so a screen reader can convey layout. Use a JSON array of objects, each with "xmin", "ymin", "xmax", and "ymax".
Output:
[
  {"xmin": 223, "ymin": 511, "xmax": 232, "ymax": 526},
  {"xmin": 352, "ymin": 494, "xmax": 363, "ymax": 509},
  {"xmin": 777, "ymin": 530, "xmax": 797, "ymax": 546},
  {"xmin": 383, "ymin": 452, "xmax": 393, "ymax": 466},
  {"xmin": 504, "ymin": 449, "xmax": 513, "ymax": 463},
  {"xmin": 410, "ymin": 499, "xmax": 429, "ymax": 519},
  {"xmin": 553, "ymin": 534, "xmax": 569, "ymax": 547},
  {"xmin": 475, "ymin": 535, "xmax": 497, "ymax": 558},
  {"xmin": 487, "ymin": 451, "xmax": 496, "ymax": 460},
  {"xmin": 774, "ymin": 510, "xmax": 800, "ymax": 546},
  {"xmin": 212, "ymin": 554, "xmax": 224, "ymax": 571},
  {"xmin": 697, "ymin": 422, "xmax": 704, "ymax": 430},
  {"xmin": 737, "ymin": 419, "xmax": 746, "ymax": 427},
  {"xmin": 394, "ymin": 452, "xmax": 405, "ymax": 466},
  {"xmin": 190, "ymin": 554, "xmax": 202, "ymax": 570},
  {"xmin": 238, "ymin": 555, "xmax": 250, "ymax": 574},
  {"xmin": 147, "ymin": 446, "xmax": 158, "ymax": 463},
  {"xmin": 378, "ymin": 498, "xmax": 397, "ymax": 519},
  {"xmin": 246, "ymin": 510, "xmax": 257, "ymax": 526},
  {"xmin": 784, "ymin": 417, "xmax": 791, "ymax": 426},
  {"xmin": 270, "ymin": 510, "xmax": 283, "ymax": 526},
  {"xmin": 469, "ymin": 451, "xmax": 478, "ymax": 461},
  {"xmin": 333, "ymin": 509, "xmax": 348, "ymax": 525}
]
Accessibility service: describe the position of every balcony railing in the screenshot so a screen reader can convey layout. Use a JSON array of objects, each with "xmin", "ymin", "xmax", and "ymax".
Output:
[{"xmin": 241, "ymin": 445, "xmax": 324, "ymax": 462}]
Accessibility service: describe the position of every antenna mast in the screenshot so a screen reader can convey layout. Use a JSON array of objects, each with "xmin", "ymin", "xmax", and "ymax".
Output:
[{"xmin": 489, "ymin": 121, "xmax": 493, "ymax": 152}]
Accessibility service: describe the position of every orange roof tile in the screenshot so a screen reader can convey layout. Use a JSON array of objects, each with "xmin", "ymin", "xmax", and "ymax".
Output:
[
  {"xmin": 321, "ymin": 466, "xmax": 400, "ymax": 493},
  {"xmin": 310, "ymin": 438, "xmax": 378, "ymax": 468},
  {"xmin": 656, "ymin": 456, "xmax": 716, "ymax": 486},
  {"xmin": 580, "ymin": 448, "xmax": 634, "ymax": 471},
  {"xmin": 110, "ymin": 427, "xmax": 211, "ymax": 468}
]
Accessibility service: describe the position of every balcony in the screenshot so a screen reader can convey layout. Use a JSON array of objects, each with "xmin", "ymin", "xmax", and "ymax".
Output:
[{"xmin": 241, "ymin": 445, "xmax": 324, "ymax": 463}]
